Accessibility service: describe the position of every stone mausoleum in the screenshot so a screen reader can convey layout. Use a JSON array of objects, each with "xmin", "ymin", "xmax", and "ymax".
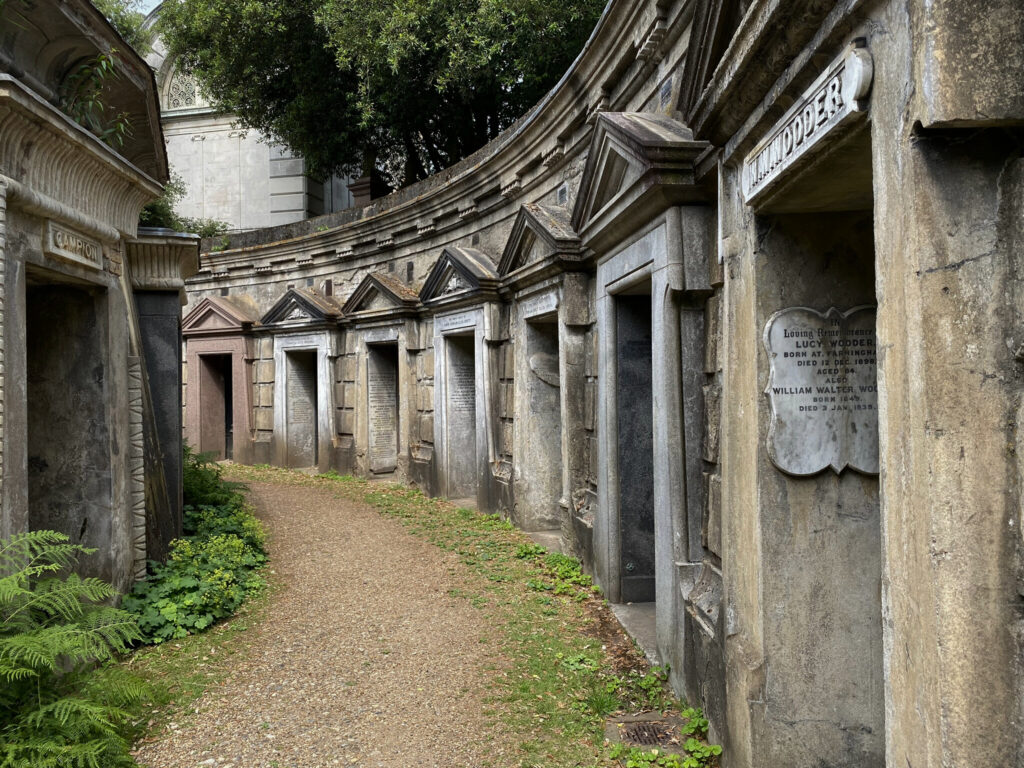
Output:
[
  {"xmin": 141, "ymin": 4, "xmax": 354, "ymax": 232},
  {"xmin": 0, "ymin": 0, "xmax": 196, "ymax": 592},
  {"xmin": 190, "ymin": 0, "xmax": 1021, "ymax": 765}
]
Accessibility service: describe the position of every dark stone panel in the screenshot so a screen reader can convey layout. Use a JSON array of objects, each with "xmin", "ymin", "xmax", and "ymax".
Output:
[
  {"xmin": 136, "ymin": 291, "xmax": 185, "ymax": 562},
  {"xmin": 26, "ymin": 286, "xmax": 113, "ymax": 582},
  {"xmin": 615, "ymin": 294, "xmax": 654, "ymax": 603}
]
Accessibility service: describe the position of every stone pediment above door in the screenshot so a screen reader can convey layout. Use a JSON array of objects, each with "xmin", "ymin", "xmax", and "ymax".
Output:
[
  {"xmin": 182, "ymin": 296, "xmax": 259, "ymax": 338},
  {"xmin": 419, "ymin": 247, "xmax": 499, "ymax": 306},
  {"xmin": 499, "ymin": 203, "xmax": 583, "ymax": 277},
  {"xmin": 261, "ymin": 287, "xmax": 344, "ymax": 327},
  {"xmin": 571, "ymin": 112, "xmax": 714, "ymax": 251},
  {"xmin": 342, "ymin": 272, "xmax": 420, "ymax": 317}
]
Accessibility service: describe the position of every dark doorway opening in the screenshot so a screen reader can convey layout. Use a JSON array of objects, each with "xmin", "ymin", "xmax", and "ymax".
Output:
[
  {"xmin": 199, "ymin": 354, "xmax": 233, "ymax": 460},
  {"xmin": 285, "ymin": 349, "xmax": 318, "ymax": 467},
  {"xmin": 26, "ymin": 284, "xmax": 113, "ymax": 579},
  {"xmin": 615, "ymin": 290, "xmax": 654, "ymax": 604}
]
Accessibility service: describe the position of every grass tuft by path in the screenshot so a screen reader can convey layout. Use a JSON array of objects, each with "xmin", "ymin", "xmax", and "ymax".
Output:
[{"xmin": 225, "ymin": 465, "xmax": 683, "ymax": 767}]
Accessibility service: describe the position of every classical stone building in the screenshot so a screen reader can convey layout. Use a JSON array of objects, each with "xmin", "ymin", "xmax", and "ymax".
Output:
[
  {"xmin": 0, "ymin": 0, "xmax": 197, "ymax": 592},
  {"xmin": 181, "ymin": 0, "xmax": 1024, "ymax": 765},
  {"xmin": 142, "ymin": 5, "xmax": 353, "ymax": 231}
]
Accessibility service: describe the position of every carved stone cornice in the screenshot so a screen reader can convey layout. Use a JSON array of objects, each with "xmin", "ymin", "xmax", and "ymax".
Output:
[
  {"xmin": 0, "ymin": 75, "xmax": 161, "ymax": 237},
  {"xmin": 126, "ymin": 228, "xmax": 201, "ymax": 302}
]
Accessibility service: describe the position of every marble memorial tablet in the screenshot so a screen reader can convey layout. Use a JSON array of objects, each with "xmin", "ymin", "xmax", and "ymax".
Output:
[{"xmin": 763, "ymin": 306, "xmax": 878, "ymax": 476}]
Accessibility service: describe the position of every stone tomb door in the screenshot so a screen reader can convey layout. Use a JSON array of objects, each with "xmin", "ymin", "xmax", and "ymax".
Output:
[
  {"xmin": 285, "ymin": 349, "xmax": 318, "ymax": 467},
  {"xmin": 26, "ymin": 284, "xmax": 113, "ymax": 579},
  {"xmin": 445, "ymin": 333, "xmax": 477, "ymax": 500},
  {"xmin": 615, "ymin": 290, "xmax": 655, "ymax": 603},
  {"xmin": 366, "ymin": 343, "xmax": 399, "ymax": 474},
  {"xmin": 198, "ymin": 354, "xmax": 233, "ymax": 460},
  {"xmin": 519, "ymin": 317, "xmax": 563, "ymax": 531}
]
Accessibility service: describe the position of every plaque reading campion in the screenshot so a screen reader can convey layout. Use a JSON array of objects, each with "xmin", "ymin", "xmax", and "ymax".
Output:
[{"xmin": 763, "ymin": 306, "xmax": 878, "ymax": 476}]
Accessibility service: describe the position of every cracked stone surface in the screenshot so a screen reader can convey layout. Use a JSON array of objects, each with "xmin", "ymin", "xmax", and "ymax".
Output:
[{"xmin": 134, "ymin": 480, "xmax": 512, "ymax": 768}]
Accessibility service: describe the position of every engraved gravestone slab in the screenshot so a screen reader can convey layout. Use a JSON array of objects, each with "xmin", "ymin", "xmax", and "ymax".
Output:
[
  {"xmin": 367, "ymin": 357, "xmax": 398, "ymax": 473},
  {"xmin": 763, "ymin": 306, "xmax": 878, "ymax": 476}
]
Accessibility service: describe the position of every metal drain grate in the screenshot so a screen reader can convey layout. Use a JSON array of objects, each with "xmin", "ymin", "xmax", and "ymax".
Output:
[{"xmin": 621, "ymin": 721, "xmax": 674, "ymax": 746}]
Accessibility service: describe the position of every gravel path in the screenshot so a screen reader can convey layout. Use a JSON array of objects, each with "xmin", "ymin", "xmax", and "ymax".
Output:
[{"xmin": 134, "ymin": 480, "xmax": 513, "ymax": 768}]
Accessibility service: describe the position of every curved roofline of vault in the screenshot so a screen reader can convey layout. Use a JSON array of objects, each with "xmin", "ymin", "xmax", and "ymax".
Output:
[{"xmin": 191, "ymin": 0, "xmax": 658, "ymax": 259}]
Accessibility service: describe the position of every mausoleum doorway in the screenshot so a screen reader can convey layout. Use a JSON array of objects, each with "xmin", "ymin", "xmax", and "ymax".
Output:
[
  {"xmin": 283, "ymin": 349, "xmax": 318, "ymax": 468},
  {"xmin": 613, "ymin": 289, "xmax": 654, "ymax": 604},
  {"xmin": 515, "ymin": 315, "xmax": 563, "ymax": 533},
  {"xmin": 444, "ymin": 333, "xmax": 477, "ymax": 501},
  {"xmin": 740, "ymin": 117, "xmax": 884, "ymax": 762},
  {"xmin": 366, "ymin": 342, "xmax": 400, "ymax": 474},
  {"xmin": 197, "ymin": 353, "xmax": 233, "ymax": 459},
  {"xmin": 26, "ymin": 283, "xmax": 113, "ymax": 574}
]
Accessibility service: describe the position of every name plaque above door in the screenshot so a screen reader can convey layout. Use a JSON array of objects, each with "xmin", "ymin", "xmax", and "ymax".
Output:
[
  {"xmin": 763, "ymin": 305, "xmax": 878, "ymax": 476},
  {"xmin": 742, "ymin": 43, "xmax": 873, "ymax": 206}
]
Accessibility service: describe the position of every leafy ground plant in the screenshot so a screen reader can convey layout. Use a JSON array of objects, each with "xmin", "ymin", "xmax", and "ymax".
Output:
[
  {"xmin": 0, "ymin": 530, "xmax": 146, "ymax": 768},
  {"xmin": 121, "ymin": 449, "xmax": 267, "ymax": 644}
]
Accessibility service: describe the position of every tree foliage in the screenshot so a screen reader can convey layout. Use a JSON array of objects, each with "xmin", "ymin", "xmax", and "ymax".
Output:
[
  {"xmin": 138, "ymin": 172, "xmax": 229, "ymax": 238},
  {"xmin": 157, "ymin": 0, "xmax": 604, "ymax": 186},
  {"xmin": 93, "ymin": 0, "xmax": 151, "ymax": 54}
]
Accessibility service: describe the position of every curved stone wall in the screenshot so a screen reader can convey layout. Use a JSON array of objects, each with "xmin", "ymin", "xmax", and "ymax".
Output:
[{"xmin": 180, "ymin": 0, "xmax": 1024, "ymax": 766}]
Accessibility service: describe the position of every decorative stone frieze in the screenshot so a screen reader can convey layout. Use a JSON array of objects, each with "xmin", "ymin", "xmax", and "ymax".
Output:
[{"xmin": 0, "ymin": 76, "xmax": 161, "ymax": 236}]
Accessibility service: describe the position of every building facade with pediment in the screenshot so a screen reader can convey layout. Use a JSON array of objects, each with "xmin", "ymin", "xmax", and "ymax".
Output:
[
  {"xmin": 0, "ymin": 0, "xmax": 197, "ymax": 592},
  {"xmin": 179, "ymin": 0, "xmax": 1024, "ymax": 765}
]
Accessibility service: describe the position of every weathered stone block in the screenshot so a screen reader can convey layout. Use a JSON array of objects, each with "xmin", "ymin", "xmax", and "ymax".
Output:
[
  {"xmin": 584, "ymin": 329, "xmax": 597, "ymax": 378},
  {"xmin": 561, "ymin": 272, "xmax": 591, "ymax": 326},
  {"xmin": 260, "ymin": 337, "xmax": 273, "ymax": 359},
  {"xmin": 254, "ymin": 408, "xmax": 273, "ymax": 431},
  {"xmin": 703, "ymin": 471, "xmax": 722, "ymax": 557},
  {"xmin": 255, "ymin": 360, "xmax": 274, "ymax": 384},
  {"xmin": 708, "ymin": 248, "xmax": 723, "ymax": 287},
  {"xmin": 339, "ymin": 355, "xmax": 357, "ymax": 382},
  {"xmin": 584, "ymin": 380, "xmax": 596, "ymax": 431},
  {"xmin": 502, "ymin": 420, "xmax": 514, "ymax": 455},
  {"xmin": 342, "ymin": 382, "xmax": 356, "ymax": 408},
  {"xmin": 339, "ymin": 410, "xmax": 355, "ymax": 435},
  {"xmin": 702, "ymin": 381, "xmax": 720, "ymax": 463},
  {"xmin": 419, "ymin": 413, "xmax": 434, "ymax": 442},
  {"xmin": 421, "ymin": 348, "xmax": 435, "ymax": 379},
  {"xmin": 501, "ymin": 381, "xmax": 514, "ymax": 417},
  {"xmin": 704, "ymin": 294, "xmax": 720, "ymax": 374},
  {"xmin": 504, "ymin": 342, "xmax": 514, "ymax": 379},
  {"xmin": 418, "ymin": 384, "xmax": 433, "ymax": 412},
  {"xmin": 258, "ymin": 383, "xmax": 274, "ymax": 408}
]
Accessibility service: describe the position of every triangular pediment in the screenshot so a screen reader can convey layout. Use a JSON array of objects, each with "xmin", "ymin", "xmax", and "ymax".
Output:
[
  {"xmin": 420, "ymin": 247, "xmax": 499, "ymax": 303},
  {"xmin": 261, "ymin": 288, "xmax": 343, "ymax": 326},
  {"xmin": 571, "ymin": 112, "xmax": 713, "ymax": 249},
  {"xmin": 499, "ymin": 203, "xmax": 582, "ymax": 276},
  {"xmin": 678, "ymin": 0, "xmax": 748, "ymax": 120},
  {"xmin": 342, "ymin": 272, "xmax": 420, "ymax": 316},
  {"xmin": 182, "ymin": 296, "xmax": 258, "ymax": 337}
]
